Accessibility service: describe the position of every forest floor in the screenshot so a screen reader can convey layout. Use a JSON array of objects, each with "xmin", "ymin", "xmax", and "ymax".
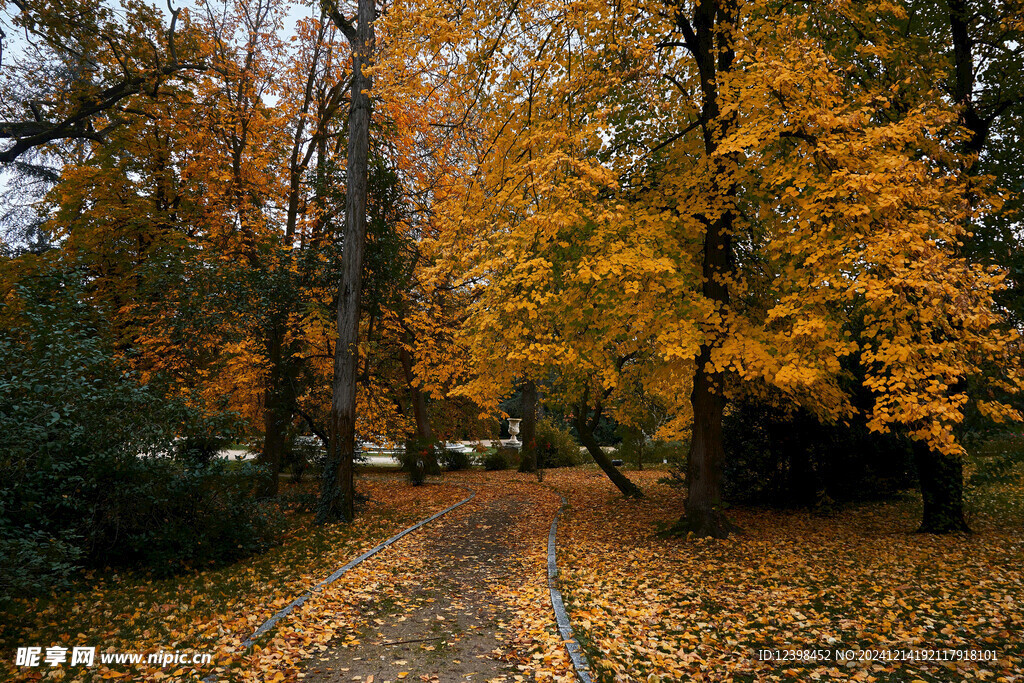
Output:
[
  {"xmin": 545, "ymin": 467, "xmax": 1024, "ymax": 682},
  {"xmin": 3, "ymin": 464, "xmax": 1023, "ymax": 683},
  {"xmin": 0, "ymin": 478, "xmax": 470, "ymax": 682}
]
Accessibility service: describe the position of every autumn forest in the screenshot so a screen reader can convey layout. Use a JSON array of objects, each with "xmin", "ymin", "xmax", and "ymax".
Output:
[{"xmin": 2, "ymin": 0, "xmax": 1023, "ymax": 681}]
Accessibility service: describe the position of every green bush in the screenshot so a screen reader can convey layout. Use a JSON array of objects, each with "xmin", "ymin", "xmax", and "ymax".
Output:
[
  {"xmin": 0, "ymin": 277, "xmax": 283, "ymax": 595},
  {"xmin": 0, "ymin": 525, "xmax": 82, "ymax": 598},
  {"xmin": 617, "ymin": 425, "xmax": 687, "ymax": 468},
  {"xmin": 173, "ymin": 418, "xmax": 237, "ymax": 465},
  {"xmin": 441, "ymin": 448, "xmax": 472, "ymax": 471},
  {"xmin": 968, "ymin": 430, "xmax": 1024, "ymax": 486},
  {"xmin": 723, "ymin": 393, "xmax": 915, "ymax": 506},
  {"xmin": 535, "ymin": 418, "xmax": 580, "ymax": 468},
  {"xmin": 484, "ymin": 448, "xmax": 518, "ymax": 471},
  {"xmin": 400, "ymin": 438, "xmax": 441, "ymax": 485},
  {"xmin": 284, "ymin": 435, "xmax": 327, "ymax": 484},
  {"xmin": 648, "ymin": 440, "xmax": 687, "ymax": 464},
  {"xmin": 81, "ymin": 457, "xmax": 284, "ymax": 574}
]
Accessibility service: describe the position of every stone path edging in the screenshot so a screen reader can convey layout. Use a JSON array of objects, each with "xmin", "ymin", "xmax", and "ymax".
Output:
[
  {"xmin": 203, "ymin": 486, "xmax": 475, "ymax": 682},
  {"xmin": 548, "ymin": 495, "xmax": 595, "ymax": 683},
  {"xmin": 204, "ymin": 481, "xmax": 596, "ymax": 682}
]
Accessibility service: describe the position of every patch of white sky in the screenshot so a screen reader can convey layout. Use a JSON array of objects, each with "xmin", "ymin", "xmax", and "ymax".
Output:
[{"xmin": 175, "ymin": 0, "xmax": 324, "ymax": 106}]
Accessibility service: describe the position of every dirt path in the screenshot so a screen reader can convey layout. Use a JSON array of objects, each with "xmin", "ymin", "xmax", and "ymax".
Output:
[{"xmin": 302, "ymin": 490, "xmax": 534, "ymax": 683}]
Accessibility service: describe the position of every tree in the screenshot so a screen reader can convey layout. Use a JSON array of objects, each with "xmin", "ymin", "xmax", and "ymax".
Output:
[
  {"xmin": 720, "ymin": 0, "xmax": 1023, "ymax": 534},
  {"xmin": 316, "ymin": 0, "xmax": 380, "ymax": 522},
  {"xmin": 662, "ymin": 0, "xmax": 742, "ymax": 538},
  {"xmin": 425, "ymin": 0, "xmax": 680, "ymax": 498},
  {"xmin": 6, "ymin": 0, "xmax": 375, "ymax": 507},
  {"xmin": 906, "ymin": 0, "xmax": 1024, "ymax": 531},
  {"xmin": 0, "ymin": 261, "xmax": 281, "ymax": 593},
  {"xmin": 315, "ymin": 0, "xmax": 496, "ymax": 518},
  {"xmin": 432, "ymin": 0, "xmax": 1024, "ymax": 534},
  {"xmin": 518, "ymin": 379, "xmax": 538, "ymax": 473},
  {"xmin": 36, "ymin": 0, "xmax": 315, "ymax": 499},
  {"xmin": 573, "ymin": 381, "xmax": 644, "ymax": 498},
  {"xmin": 0, "ymin": 0, "xmax": 203, "ymax": 163}
]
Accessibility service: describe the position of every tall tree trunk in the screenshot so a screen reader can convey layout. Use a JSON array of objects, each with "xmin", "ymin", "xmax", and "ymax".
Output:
[
  {"xmin": 910, "ymin": 0, "xmax": 982, "ymax": 534},
  {"xmin": 258, "ymin": 326, "xmax": 288, "ymax": 498},
  {"xmin": 675, "ymin": 0, "xmax": 739, "ymax": 537},
  {"xmin": 317, "ymin": 0, "xmax": 375, "ymax": 524},
  {"xmin": 683, "ymin": 358, "xmax": 733, "ymax": 536},
  {"xmin": 948, "ymin": 0, "xmax": 989, "ymax": 158},
  {"xmin": 518, "ymin": 379, "xmax": 538, "ymax": 472},
  {"xmin": 575, "ymin": 398, "xmax": 642, "ymax": 498},
  {"xmin": 913, "ymin": 441, "xmax": 970, "ymax": 533},
  {"xmin": 400, "ymin": 344, "xmax": 437, "ymax": 482},
  {"xmin": 400, "ymin": 345, "xmax": 433, "ymax": 442}
]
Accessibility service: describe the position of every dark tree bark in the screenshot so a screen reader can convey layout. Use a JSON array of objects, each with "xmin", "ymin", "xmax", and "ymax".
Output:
[
  {"xmin": 683, "ymin": 359, "xmax": 734, "ymax": 536},
  {"xmin": 906, "ymin": 0, "xmax": 1010, "ymax": 534},
  {"xmin": 948, "ymin": 0, "xmax": 991, "ymax": 158},
  {"xmin": 673, "ymin": 0, "xmax": 740, "ymax": 537},
  {"xmin": 317, "ymin": 0, "xmax": 375, "ymax": 524},
  {"xmin": 518, "ymin": 379, "xmax": 538, "ymax": 473},
  {"xmin": 913, "ymin": 441, "xmax": 970, "ymax": 533},
  {"xmin": 575, "ymin": 394, "xmax": 642, "ymax": 498},
  {"xmin": 258, "ymin": 327, "xmax": 289, "ymax": 498},
  {"xmin": 399, "ymin": 344, "xmax": 433, "ymax": 443}
]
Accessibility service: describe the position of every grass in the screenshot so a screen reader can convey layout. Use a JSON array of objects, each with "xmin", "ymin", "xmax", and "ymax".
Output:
[{"xmin": 967, "ymin": 429, "xmax": 1024, "ymax": 458}]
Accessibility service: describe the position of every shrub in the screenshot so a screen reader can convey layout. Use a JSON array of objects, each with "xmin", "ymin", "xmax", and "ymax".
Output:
[
  {"xmin": 617, "ymin": 426, "xmax": 688, "ymax": 469},
  {"xmin": 650, "ymin": 440, "xmax": 688, "ymax": 465},
  {"xmin": 174, "ymin": 436, "xmax": 229, "ymax": 465},
  {"xmin": 723, "ymin": 394, "xmax": 915, "ymax": 506},
  {"xmin": 0, "ymin": 277, "xmax": 282, "ymax": 594},
  {"xmin": 172, "ymin": 398, "xmax": 247, "ymax": 466},
  {"xmin": 441, "ymin": 448, "xmax": 472, "ymax": 471},
  {"xmin": 400, "ymin": 438, "xmax": 441, "ymax": 485},
  {"xmin": 484, "ymin": 448, "xmax": 518, "ymax": 471},
  {"xmin": 968, "ymin": 430, "xmax": 1024, "ymax": 486},
  {"xmin": 83, "ymin": 458, "xmax": 284, "ymax": 574},
  {"xmin": 0, "ymin": 525, "xmax": 82, "ymax": 597},
  {"xmin": 535, "ymin": 418, "xmax": 580, "ymax": 468},
  {"xmin": 284, "ymin": 435, "xmax": 328, "ymax": 484}
]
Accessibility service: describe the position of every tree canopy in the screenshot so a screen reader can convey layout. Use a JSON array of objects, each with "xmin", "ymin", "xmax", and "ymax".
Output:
[{"xmin": 2, "ymin": 0, "xmax": 1023, "ymax": 537}]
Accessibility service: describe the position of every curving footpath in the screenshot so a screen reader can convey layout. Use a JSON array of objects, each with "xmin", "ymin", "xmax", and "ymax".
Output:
[
  {"xmin": 548, "ymin": 495, "xmax": 595, "ymax": 683},
  {"xmin": 206, "ymin": 481, "xmax": 596, "ymax": 682},
  {"xmin": 203, "ymin": 487, "xmax": 474, "ymax": 683}
]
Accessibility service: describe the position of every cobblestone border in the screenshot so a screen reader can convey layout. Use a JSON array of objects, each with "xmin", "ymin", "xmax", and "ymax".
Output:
[{"xmin": 548, "ymin": 495, "xmax": 595, "ymax": 683}]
